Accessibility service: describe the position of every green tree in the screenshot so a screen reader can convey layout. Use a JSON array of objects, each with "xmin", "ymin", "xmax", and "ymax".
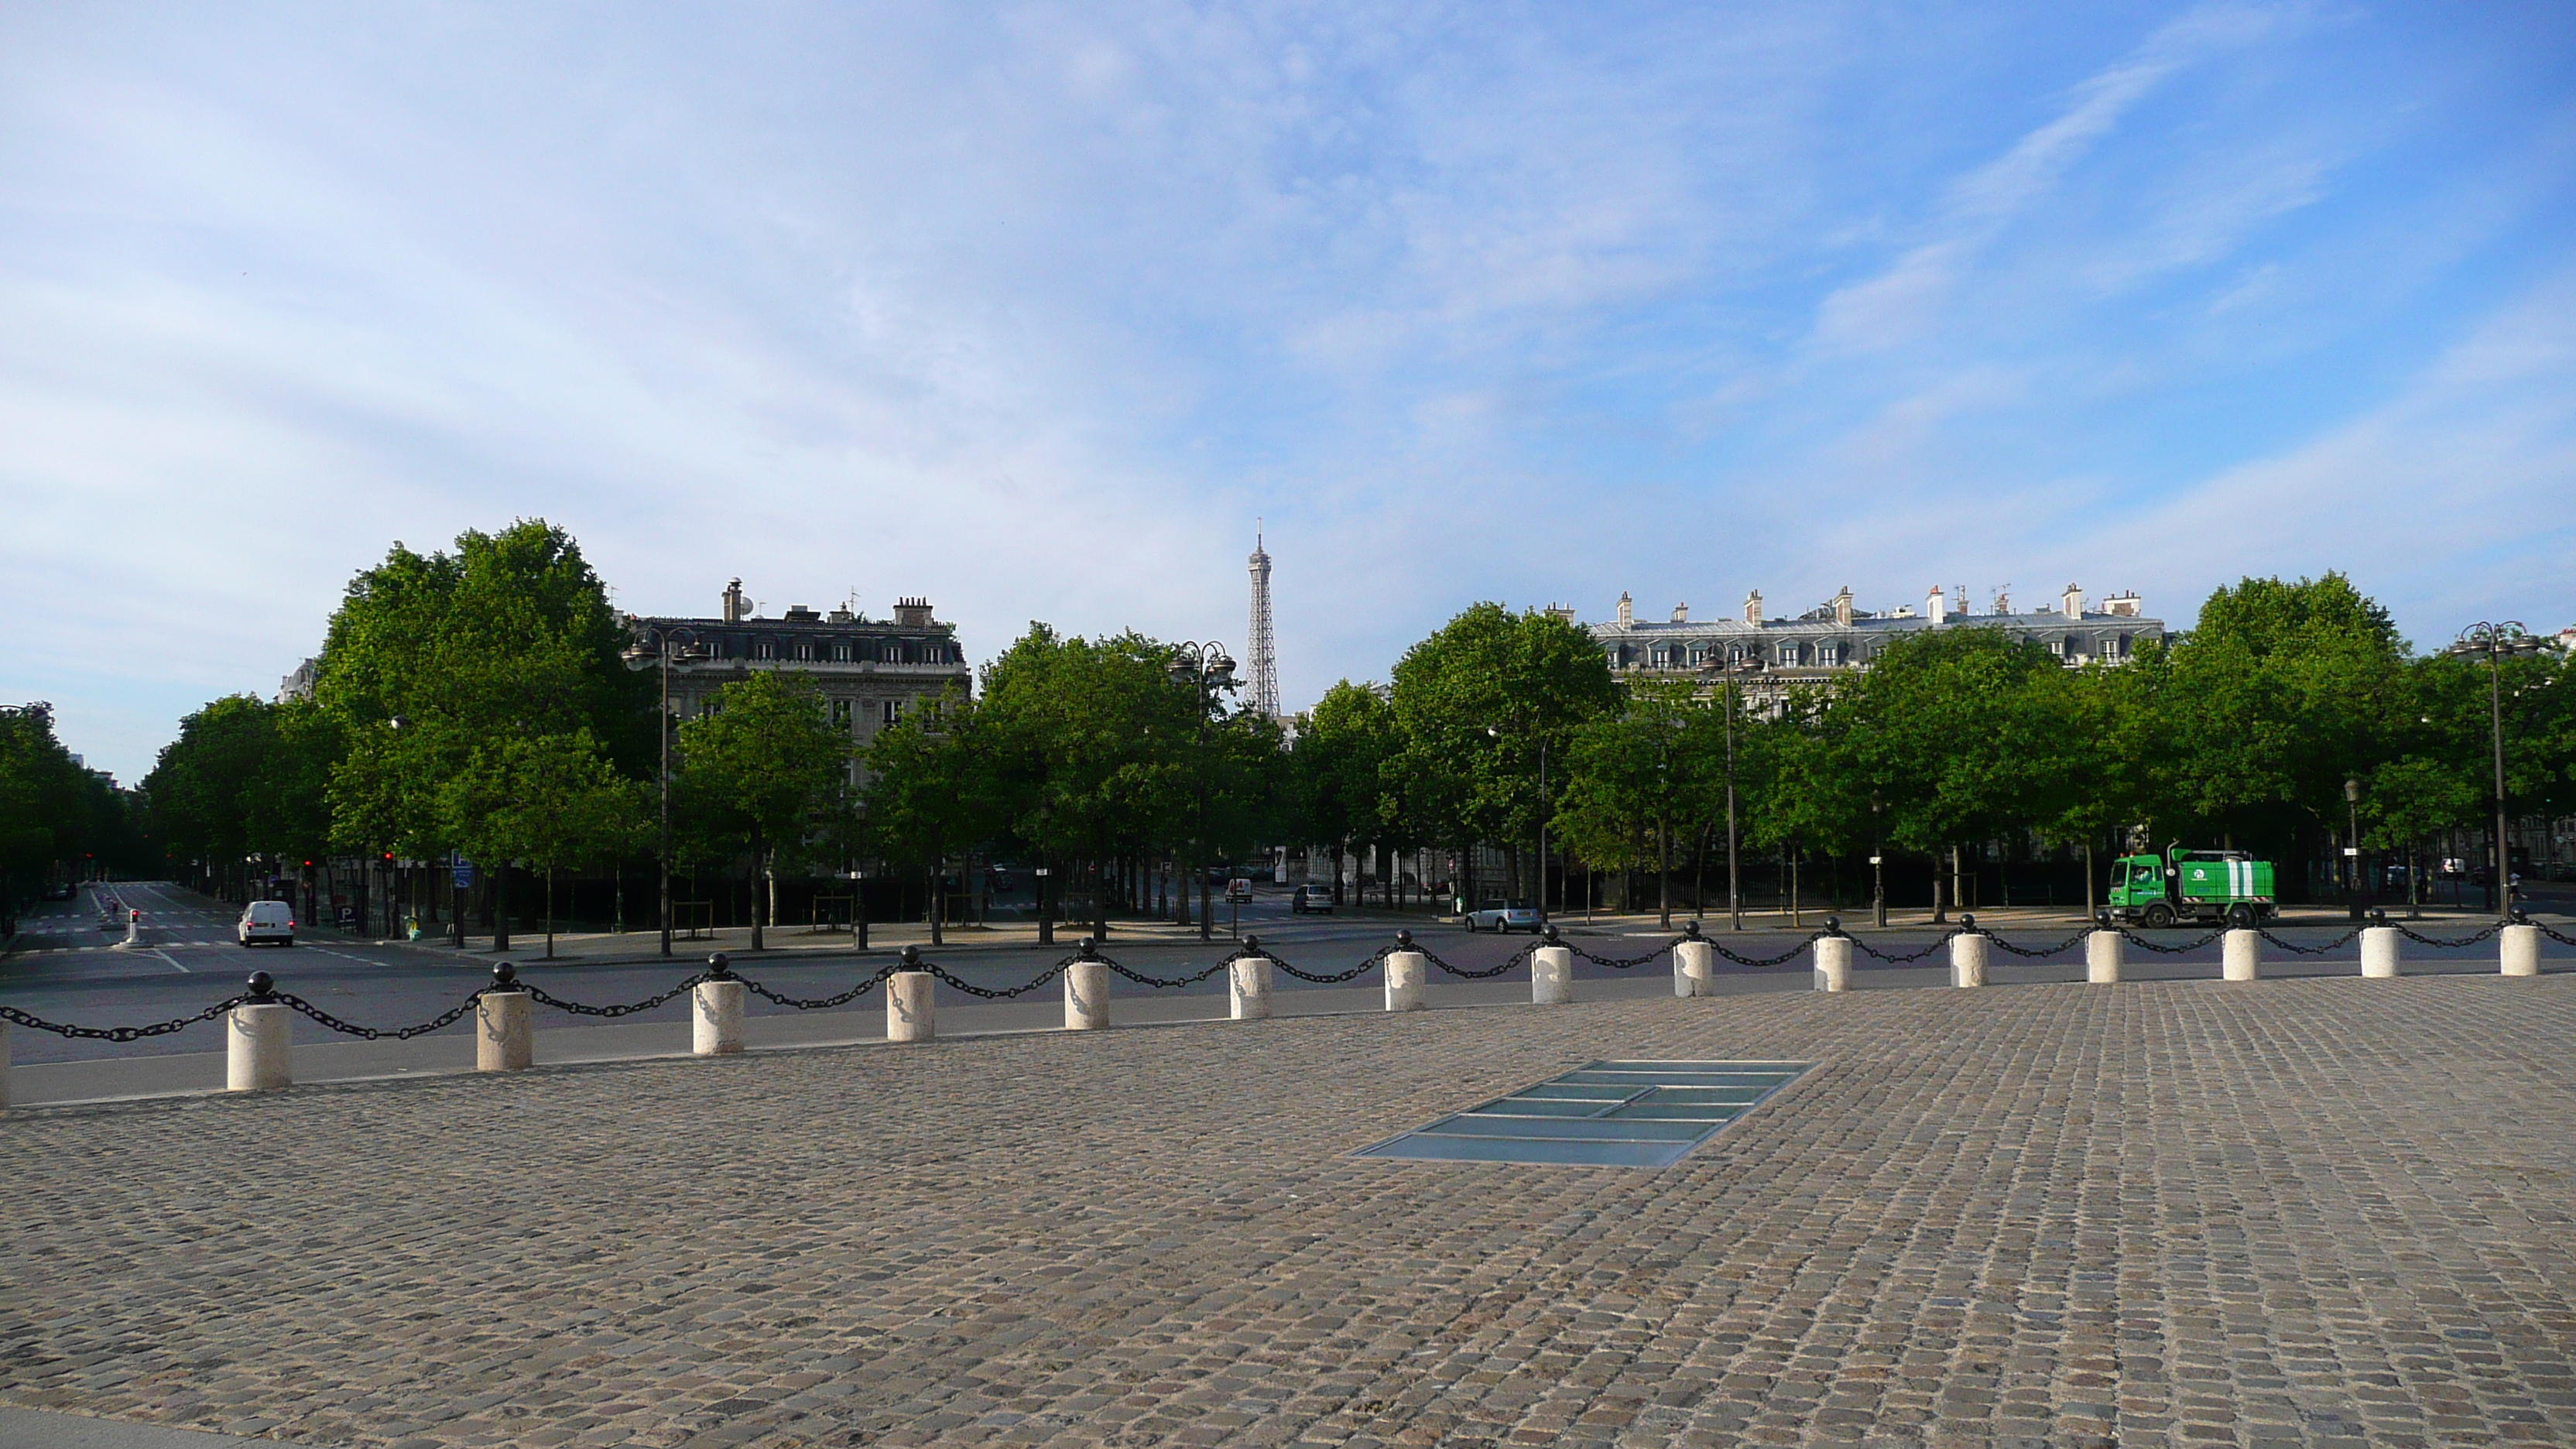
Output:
[
  {"xmin": 436, "ymin": 729, "xmax": 646, "ymax": 957},
  {"xmin": 1290, "ymin": 681, "xmax": 1401, "ymax": 906},
  {"xmin": 677, "ymin": 670, "xmax": 850, "ymax": 951},
  {"xmin": 860, "ymin": 686, "xmax": 987, "ymax": 946},
  {"xmin": 1389, "ymin": 603, "xmax": 1619, "ymax": 907},
  {"xmin": 0, "ymin": 704, "xmax": 101, "ymax": 923}
]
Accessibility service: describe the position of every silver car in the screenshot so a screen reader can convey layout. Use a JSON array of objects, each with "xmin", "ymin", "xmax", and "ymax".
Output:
[{"xmin": 1463, "ymin": 901, "xmax": 1540, "ymax": 933}]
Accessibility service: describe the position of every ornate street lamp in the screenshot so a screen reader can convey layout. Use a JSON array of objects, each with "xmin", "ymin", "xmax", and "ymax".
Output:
[
  {"xmin": 2344, "ymin": 777, "xmax": 2364, "ymax": 921},
  {"xmin": 2444, "ymin": 621, "xmax": 2544, "ymax": 920},
  {"xmin": 622, "ymin": 625, "xmax": 707, "ymax": 957}
]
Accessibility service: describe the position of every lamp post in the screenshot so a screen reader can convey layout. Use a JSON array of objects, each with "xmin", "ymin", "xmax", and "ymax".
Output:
[
  {"xmin": 1168, "ymin": 641, "xmax": 1235, "ymax": 942},
  {"xmin": 622, "ymin": 625, "xmax": 704, "ymax": 957},
  {"xmin": 1487, "ymin": 724, "xmax": 1553, "ymax": 923},
  {"xmin": 1034, "ymin": 865, "xmax": 1053, "ymax": 947},
  {"xmin": 2343, "ymin": 777, "xmax": 2363, "ymax": 920},
  {"xmin": 2445, "ymin": 622, "xmax": 2543, "ymax": 920},
  {"xmin": 1869, "ymin": 791, "xmax": 1886, "ymax": 929},
  {"xmin": 1701, "ymin": 652, "xmax": 1758, "ymax": 931}
]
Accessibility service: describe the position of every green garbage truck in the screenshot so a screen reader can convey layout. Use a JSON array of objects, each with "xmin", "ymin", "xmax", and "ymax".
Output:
[{"xmin": 2105, "ymin": 845, "xmax": 2275, "ymax": 929}]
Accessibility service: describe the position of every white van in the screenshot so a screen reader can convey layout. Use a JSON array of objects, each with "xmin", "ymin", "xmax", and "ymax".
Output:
[{"xmin": 238, "ymin": 899, "xmax": 296, "ymax": 947}]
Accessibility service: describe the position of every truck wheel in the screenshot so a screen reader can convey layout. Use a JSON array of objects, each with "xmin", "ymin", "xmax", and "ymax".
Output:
[
  {"xmin": 2143, "ymin": 904, "xmax": 2174, "ymax": 930},
  {"xmin": 2225, "ymin": 905, "xmax": 2254, "ymax": 930}
]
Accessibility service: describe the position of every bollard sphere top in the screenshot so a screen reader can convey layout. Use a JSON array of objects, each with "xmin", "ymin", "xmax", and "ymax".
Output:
[
  {"xmin": 1684, "ymin": 919, "xmax": 1703, "ymax": 939},
  {"xmin": 2369, "ymin": 907, "xmax": 2386, "ymax": 926},
  {"xmin": 1077, "ymin": 936, "xmax": 1098, "ymax": 959},
  {"xmin": 1960, "ymin": 913, "xmax": 1978, "ymax": 934},
  {"xmin": 707, "ymin": 951, "xmax": 732, "ymax": 978},
  {"xmin": 1542, "ymin": 923, "xmax": 1560, "ymax": 944},
  {"xmin": 1822, "ymin": 915, "xmax": 1840, "ymax": 936},
  {"xmin": 900, "ymin": 944, "xmax": 921, "ymax": 965},
  {"xmin": 492, "ymin": 961, "xmax": 517, "ymax": 988},
  {"xmin": 1242, "ymin": 934, "xmax": 1260, "ymax": 954},
  {"xmin": 245, "ymin": 970, "xmax": 274, "ymax": 999},
  {"xmin": 1394, "ymin": 928, "xmax": 1413, "ymax": 947}
]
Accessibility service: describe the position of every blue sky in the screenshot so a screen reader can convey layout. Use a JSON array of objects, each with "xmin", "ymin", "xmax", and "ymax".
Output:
[{"xmin": 4, "ymin": 2, "xmax": 2571, "ymax": 782}]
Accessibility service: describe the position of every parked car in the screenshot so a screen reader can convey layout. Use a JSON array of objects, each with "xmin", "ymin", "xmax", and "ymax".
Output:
[
  {"xmin": 238, "ymin": 899, "xmax": 296, "ymax": 947},
  {"xmin": 1292, "ymin": 886, "xmax": 1334, "ymax": 915},
  {"xmin": 1463, "ymin": 900, "xmax": 1541, "ymax": 933},
  {"xmin": 1225, "ymin": 878, "xmax": 1254, "ymax": 903}
]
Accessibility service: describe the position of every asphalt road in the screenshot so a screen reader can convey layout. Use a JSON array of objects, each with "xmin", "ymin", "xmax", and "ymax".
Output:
[{"xmin": 6, "ymin": 880, "xmax": 2565, "ymax": 1070}]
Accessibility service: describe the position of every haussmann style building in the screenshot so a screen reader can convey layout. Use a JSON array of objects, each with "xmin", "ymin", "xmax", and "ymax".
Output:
[
  {"xmin": 1581, "ymin": 582, "xmax": 2163, "ymax": 707},
  {"xmin": 628, "ymin": 579, "xmax": 971, "ymax": 779}
]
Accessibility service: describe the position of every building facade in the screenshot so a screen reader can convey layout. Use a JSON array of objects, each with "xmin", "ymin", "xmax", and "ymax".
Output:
[
  {"xmin": 629, "ymin": 579, "xmax": 972, "ymax": 777},
  {"xmin": 1585, "ymin": 583, "xmax": 2163, "ymax": 705}
]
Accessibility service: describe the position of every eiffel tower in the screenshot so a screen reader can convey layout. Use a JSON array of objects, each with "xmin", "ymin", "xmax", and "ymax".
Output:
[{"xmin": 1245, "ymin": 523, "xmax": 1281, "ymax": 718}]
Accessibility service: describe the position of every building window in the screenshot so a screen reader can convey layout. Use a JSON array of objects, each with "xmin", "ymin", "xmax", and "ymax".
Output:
[
  {"xmin": 833, "ymin": 641, "xmax": 851, "ymax": 663},
  {"xmin": 831, "ymin": 700, "xmax": 851, "ymax": 728},
  {"xmin": 881, "ymin": 700, "xmax": 901, "ymax": 725},
  {"xmin": 754, "ymin": 639, "xmax": 776, "ymax": 661},
  {"xmin": 1778, "ymin": 643, "xmax": 1800, "ymax": 666},
  {"xmin": 796, "ymin": 642, "xmax": 815, "ymax": 662},
  {"xmin": 1818, "ymin": 642, "xmax": 1840, "ymax": 666}
]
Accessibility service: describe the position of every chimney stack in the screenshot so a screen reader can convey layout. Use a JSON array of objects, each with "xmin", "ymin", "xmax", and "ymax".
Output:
[
  {"xmin": 2062, "ymin": 584, "xmax": 2084, "ymax": 620},
  {"xmin": 1831, "ymin": 586, "xmax": 1854, "ymax": 627},
  {"xmin": 1927, "ymin": 585, "xmax": 1946, "ymax": 625},
  {"xmin": 721, "ymin": 578, "xmax": 748, "ymax": 624},
  {"xmin": 1615, "ymin": 591, "xmax": 1633, "ymax": 628},
  {"xmin": 1743, "ymin": 590, "xmax": 1763, "ymax": 627},
  {"xmin": 1671, "ymin": 601, "xmax": 1689, "ymax": 623}
]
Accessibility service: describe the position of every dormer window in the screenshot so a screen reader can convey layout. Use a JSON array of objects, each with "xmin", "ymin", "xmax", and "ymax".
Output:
[
  {"xmin": 796, "ymin": 642, "xmax": 815, "ymax": 663},
  {"xmin": 754, "ymin": 639, "xmax": 776, "ymax": 661}
]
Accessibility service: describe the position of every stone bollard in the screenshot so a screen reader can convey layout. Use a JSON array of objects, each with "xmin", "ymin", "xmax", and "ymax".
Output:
[
  {"xmin": 2501, "ymin": 922, "xmax": 2540, "ymax": 977},
  {"xmin": 121, "ymin": 909, "xmax": 141, "ymax": 947},
  {"xmin": 227, "ymin": 972, "xmax": 292, "ymax": 1091},
  {"xmin": 1065, "ymin": 939, "xmax": 1110, "ymax": 1030},
  {"xmin": 1, "ymin": 1019, "xmax": 11, "ymax": 1109},
  {"xmin": 1674, "ymin": 923, "xmax": 1714, "ymax": 997},
  {"xmin": 2087, "ymin": 927, "xmax": 2124, "ymax": 984},
  {"xmin": 694, "ymin": 952, "xmax": 745, "ymax": 1055},
  {"xmin": 2359, "ymin": 923, "xmax": 2402, "ymax": 979},
  {"xmin": 1229, "ymin": 941, "xmax": 1273, "ymax": 1020},
  {"xmin": 1383, "ymin": 931, "xmax": 1428, "ymax": 1012},
  {"xmin": 1948, "ymin": 916, "xmax": 1988, "ymax": 988},
  {"xmin": 1813, "ymin": 922, "xmax": 1852, "ymax": 993},
  {"xmin": 888, "ymin": 947, "xmax": 935, "ymax": 1042},
  {"xmin": 476, "ymin": 963, "xmax": 533, "ymax": 1072},
  {"xmin": 2222, "ymin": 928, "xmax": 2261, "ymax": 981},
  {"xmin": 1531, "ymin": 928, "xmax": 1574, "ymax": 1005}
]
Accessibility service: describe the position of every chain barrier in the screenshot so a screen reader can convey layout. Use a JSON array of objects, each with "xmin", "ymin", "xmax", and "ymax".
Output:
[
  {"xmin": 1984, "ymin": 930, "xmax": 2094, "ymax": 960},
  {"xmin": 2531, "ymin": 919, "xmax": 2576, "ymax": 948},
  {"xmin": 2118, "ymin": 927, "xmax": 2228, "ymax": 954},
  {"xmin": 1420, "ymin": 938, "xmax": 1539, "ymax": 980},
  {"xmin": 1849, "ymin": 930, "xmax": 1961, "ymax": 964},
  {"xmin": 1265, "ymin": 943, "xmax": 1397, "ymax": 985},
  {"xmin": 738, "ymin": 962, "xmax": 903, "ymax": 1009},
  {"xmin": 2253, "ymin": 927, "xmax": 2365, "ymax": 957},
  {"xmin": 2391, "ymin": 922, "xmax": 2505, "ymax": 950},
  {"xmin": 1566, "ymin": 933, "xmax": 1688, "ymax": 970},
  {"xmin": 272, "ymin": 989, "xmax": 489, "ymax": 1041},
  {"xmin": 916, "ymin": 957, "xmax": 1075, "ymax": 999},
  {"xmin": 1709, "ymin": 935, "xmax": 1824, "ymax": 968},
  {"xmin": 0, "ymin": 996, "xmax": 249, "ymax": 1043}
]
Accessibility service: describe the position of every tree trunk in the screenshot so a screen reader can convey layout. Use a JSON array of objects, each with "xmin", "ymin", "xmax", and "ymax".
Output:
[
  {"xmin": 1658, "ymin": 816, "xmax": 1672, "ymax": 929},
  {"xmin": 748, "ymin": 836, "xmax": 766, "ymax": 951},
  {"xmin": 928, "ymin": 855, "xmax": 944, "ymax": 946},
  {"xmin": 494, "ymin": 864, "xmax": 512, "ymax": 954},
  {"xmin": 544, "ymin": 868, "xmax": 556, "ymax": 960},
  {"xmin": 1932, "ymin": 848, "xmax": 1948, "ymax": 923}
]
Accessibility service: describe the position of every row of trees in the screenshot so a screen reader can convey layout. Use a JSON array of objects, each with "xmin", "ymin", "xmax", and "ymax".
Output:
[
  {"xmin": 125, "ymin": 520, "xmax": 2572, "ymax": 944},
  {"xmin": 0, "ymin": 704, "xmax": 153, "ymax": 931}
]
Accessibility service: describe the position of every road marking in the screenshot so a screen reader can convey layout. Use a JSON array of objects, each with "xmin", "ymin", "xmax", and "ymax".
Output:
[
  {"xmin": 303, "ymin": 945, "xmax": 388, "ymax": 968},
  {"xmin": 151, "ymin": 949, "xmax": 190, "ymax": 973}
]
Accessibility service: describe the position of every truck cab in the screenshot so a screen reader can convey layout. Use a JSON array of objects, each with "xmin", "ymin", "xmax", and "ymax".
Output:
[{"xmin": 2107, "ymin": 847, "xmax": 2274, "ymax": 930}]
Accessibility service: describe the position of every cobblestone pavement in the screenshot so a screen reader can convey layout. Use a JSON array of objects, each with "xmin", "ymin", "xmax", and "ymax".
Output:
[{"xmin": 5, "ymin": 975, "xmax": 2573, "ymax": 1449}]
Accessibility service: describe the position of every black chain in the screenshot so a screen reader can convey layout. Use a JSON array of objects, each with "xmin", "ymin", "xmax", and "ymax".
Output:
[
  {"xmin": 0, "ymin": 996, "xmax": 248, "ymax": 1043},
  {"xmin": 519, "ymin": 974, "xmax": 711, "ymax": 1019},
  {"xmin": 2392, "ymin": 922, "xmax": 2505, "ymax": 949},
  {"xmin": 1418, "ymin": 940, "xmax": 1537, "ymax": 980},
  {"xmin": 1263, "ymin": 944, "xmax": 1396, "ymax": 985},
  {"xmin": 1567, "ymin": 935, "xmax": 1688, "ymax": 970},
  {"xmin": 2533, "ymin": 920, "xmax": 2576, "ymax": 948},
  {"xmin": 2253, "ymin": 927, "xmax": 2365, "ymax": 957},
  {"xmin": 272, "ymin": 989, "xmax": 488, "ymax": 1041},
  {"xmin": 2119, "ymin": 927, "xmax": 2228, "ymax": 954},
  {"xmin": 913, "ymin": 957, "xmax": 1076, "ymax": 1000},
  {"xmin": 1709, "ymin": 936, "xmax": 1824, "ymax": 968},
  {"xmin": 1985, "ymin": 930, "xmax": 2094, "ymax": 960},
  {"xmin": 738, "ymin": 964, "xmax": 902, "ymax": 1009},
  {"xmin": 1849, "ymin": 932, "xmax": 1960, "ymax": 964}
]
